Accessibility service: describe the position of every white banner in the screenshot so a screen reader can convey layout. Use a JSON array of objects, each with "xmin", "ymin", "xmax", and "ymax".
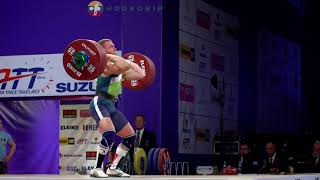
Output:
[
  {"xmin": 179, "ymin": 1, "xmax": 239, "ymax": 154},
  {"xmin": 179, "ymin": 0, "xmax": 196, "ymax": 34},
  {"xmin": 0, "ymin": 53, "xmax": 96, "ymax": 97},
  {"xmin": 59, "ymin": 104, "xmax": 101, "ymax": 175},
  {"xmin": 195, "ymin": 0, "xmax": 212, "ymax": 40},
  {"xmin": 179, "ymin": 71, "xmax": 220, "ymax": 118},
  {"xmin": 178, "ymin": 112, "xmax": 218, "ymax": 154}
]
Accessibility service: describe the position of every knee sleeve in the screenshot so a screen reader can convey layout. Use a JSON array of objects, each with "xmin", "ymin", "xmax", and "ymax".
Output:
[
  {"xmin": 120, "ymin": 134, "xmax": 136, "ymax": 150},
  {"xmin": 100, "ymin": 130, "xmax": 115, "ymax": 150}
]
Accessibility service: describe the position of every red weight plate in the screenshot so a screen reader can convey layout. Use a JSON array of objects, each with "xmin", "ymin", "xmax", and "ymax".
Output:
[
  {"xmin": 63, "ymin": 39, "xmax": 105, "ymax": 80},
  {"xmin": 122, "ymin": 52, "xmax": 156, "ymax": 90},
  {"xmin": 89, "ymin": 40, "xmax": 107, "ymax": 76},
  {"xmin": 157, "ymin": 148, "xmax": 170, "ymax": 175},
  {"xmin": 144, "ymin": 57, "xmax": 156, "ymax": 87}
]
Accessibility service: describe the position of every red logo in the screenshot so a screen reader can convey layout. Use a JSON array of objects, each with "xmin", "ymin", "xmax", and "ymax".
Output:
[
  {"xmin": 63, "ymin": 110, "xmax": 77, "ymax": 118},
  {"xmin": 80, "ymin": 110, "xmax": 90, "ymax": 117},
  {"xmin": 196, "ymin": 10, "xmax": 210, "ymax": 30},
  {"xmin": 180, "ymin": 83, "xmax": 194, "ymax": 102},
  {"xmin": 86, "ymin": 151, "xmax": 97, "ymax": 160}
]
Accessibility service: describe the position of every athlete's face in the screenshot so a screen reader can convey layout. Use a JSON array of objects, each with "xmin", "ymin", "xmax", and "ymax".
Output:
[
  {"xmin": 102, "ymin": 41, "xmax": 117, "ymax": 55},
  {"xmin": 102, "ymin": 41, "xmax": 120, "ymax": 75}
]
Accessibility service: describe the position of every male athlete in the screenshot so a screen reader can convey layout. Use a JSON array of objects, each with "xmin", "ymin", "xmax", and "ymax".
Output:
[{"xmin": 89, "ymin": 39, "xmax": 145, "ymax": 177}]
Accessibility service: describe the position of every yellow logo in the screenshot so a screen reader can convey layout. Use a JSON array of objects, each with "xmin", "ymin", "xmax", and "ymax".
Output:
[
  {"xmin": 60, "ymin": 137, "xmax": 75, "ymax": 145},
  {"xmin": 180, "ymin": 44, "xmax": 195, "ymax": 62}
]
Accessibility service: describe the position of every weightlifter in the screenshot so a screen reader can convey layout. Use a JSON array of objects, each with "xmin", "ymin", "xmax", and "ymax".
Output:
[{"xmin": 89, "ymin": 39, "xmax": 145, "ymax": 177}]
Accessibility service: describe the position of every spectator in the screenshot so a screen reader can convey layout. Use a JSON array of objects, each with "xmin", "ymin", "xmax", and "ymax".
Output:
[
  {"xmin": 311, "ymin": 140, "xmax": 320, "ymax": 172},
  {"xmin": 234, "ymin": 143, "xmax": 256, "ymax": 174},
  {"xmin": 259, "ymin": 141, "xmax": 287, "ymax": 174},
  {"xmin": 133, "ymin": 114, "xmax": 157, "ymax": 154},
  {"xmin": 0, "ymin": 119, "xmax": 16, "ymax": 174}
]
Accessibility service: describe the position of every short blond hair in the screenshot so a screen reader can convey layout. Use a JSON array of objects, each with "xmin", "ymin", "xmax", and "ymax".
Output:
[{"xmin": 98, "ymin": 38, "xmax": 112, "ymax": 46}]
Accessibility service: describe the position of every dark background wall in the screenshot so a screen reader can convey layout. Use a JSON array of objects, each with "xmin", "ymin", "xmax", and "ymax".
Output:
[
  {"xmin": 205, "ymin": 0, "xmax": 304, "ymax": 135},
  {"xmin": 302, "ymin": 0, "xmax": 320, "ymax": 134},
  {"xmin": 160, "ymin": 0, "xmax": 309, "ymax": 173}
]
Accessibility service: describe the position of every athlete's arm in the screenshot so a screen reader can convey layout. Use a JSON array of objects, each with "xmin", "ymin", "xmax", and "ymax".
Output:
[
  {"xmin": 122, "ymin": 60, "xmax": 145, "ymax": 80},
  {"xmin": 105, "ymin": 54, "xmax": 130, "ymax": 73}
]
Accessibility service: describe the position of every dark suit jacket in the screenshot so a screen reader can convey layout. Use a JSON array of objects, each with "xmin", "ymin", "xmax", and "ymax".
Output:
[
  {"xmin": 137, "ymin": 129, "xmax": 157, "ymax": 154},
  {"xmin": 311, "ymin": 157, "xmax": 320, "ymax": 173},
  {"xmin": 259, "ymin": 153, "xmax": 288, "ymax": 174},
  {"xmin": 234, "ymin": 155, "xmax": 255, "ymax": 174},
  {"xmin": 129, "ymin": 129, "xmax": 157, "ymax": 162}
]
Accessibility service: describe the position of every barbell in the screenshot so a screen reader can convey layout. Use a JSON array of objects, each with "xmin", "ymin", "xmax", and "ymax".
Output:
[{"xmin": 63, "ymin": 39, "xmax": 156, "ymax": 90}]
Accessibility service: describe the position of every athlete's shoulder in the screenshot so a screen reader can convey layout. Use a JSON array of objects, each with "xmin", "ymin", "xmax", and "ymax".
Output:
[{"xmin": 0, "ymin": 131, "xmax": 12, "ymax": 140}]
